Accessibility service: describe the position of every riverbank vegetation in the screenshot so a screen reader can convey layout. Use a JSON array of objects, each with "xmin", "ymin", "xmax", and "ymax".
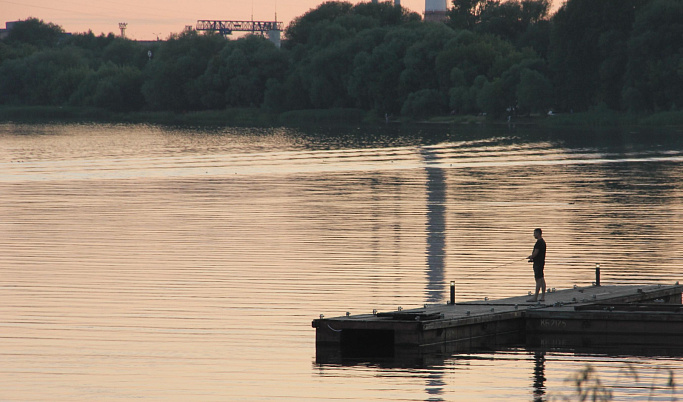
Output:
[
  {"xmin": 555, "ymin": 364, "xmax": 677, "ymax": 401},
  {"xmin": 0, "ymin": 0, "xmax": 681, "ymax": 126}
]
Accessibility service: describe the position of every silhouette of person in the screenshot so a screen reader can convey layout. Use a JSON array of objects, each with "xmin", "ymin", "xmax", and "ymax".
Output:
[{"xmin": 527, "ymin": 228, "xmax": 546, "ymax": 302}]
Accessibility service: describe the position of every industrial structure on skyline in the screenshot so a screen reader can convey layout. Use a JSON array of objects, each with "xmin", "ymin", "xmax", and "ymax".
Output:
[
  {"xmin": 2, "ymin": 0, "xmax": 450, "ymax": 43},
  {"xmin": 195, "ymin": 19, "xmax": 283, "ymax": 47},
  {"xmin": 372, "ymin": 0, "xmax": 402, "ymax": 6},
  {"xmin": 424, "ymin": 0, "xmax": 449, "ymax": 22},
  {"xmin": 195, "ymin": 0, "xmax": 449, "ymax": 48},
  {"xmin": 118, "ymin": 22, "xmax": 127, "ymax": 38},
  {"xmin": 371, "ymin": 0, "xmax": 448, "ymax": 20},
  {"xmin": 397, "ymin": 0, "xmax": 402, "ymax": 5}
]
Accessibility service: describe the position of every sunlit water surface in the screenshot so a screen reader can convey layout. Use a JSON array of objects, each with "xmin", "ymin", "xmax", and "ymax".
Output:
[{"xmin": 1, "ymin": 122, "xmax": 682, "ymax": 401}]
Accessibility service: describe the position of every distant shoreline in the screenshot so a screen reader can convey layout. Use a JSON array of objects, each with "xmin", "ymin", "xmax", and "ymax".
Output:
[{"xmin": 1, "ymin": 105, "xmax": 682, "ymax": 130}]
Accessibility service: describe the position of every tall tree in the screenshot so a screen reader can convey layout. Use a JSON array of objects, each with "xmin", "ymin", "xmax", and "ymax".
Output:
[
  {"xmin": 449, "ymin": 0, "xmax": 496, "ymax": 30},
  {"xmin": 0, "ymin": 47, "xmax": 87, "ymax": 105},
  {"xmin": 4, "ymin": 18, "xmax": 64, "ymax": 48},
  {"xmin": 141, "ymin": 31, "xmax": 226, "ymax": 111},
  {"xmin": 548, "ymin": 0, "xmax": 648, "ymax": 111},
  {"xmin": 449, "ymin": 0, "xmax": 549, "ymax": 45},
  {"xmin": 622, "ymin": 0, "xmax": 683, "ymax": 111},
  {"xmin": 285, "ymin": 1, "xmax": 355, "ymax": 46}
]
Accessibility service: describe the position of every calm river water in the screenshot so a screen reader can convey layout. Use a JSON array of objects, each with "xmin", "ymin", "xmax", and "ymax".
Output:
[{"xmin": 1, "ymin": 122, "xmax": 682, "ymax": 401}]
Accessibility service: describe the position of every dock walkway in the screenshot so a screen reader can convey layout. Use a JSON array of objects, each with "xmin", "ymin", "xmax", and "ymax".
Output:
[{"xmin": 313, "ymin": 284, "xmax": 682, "ymax": 358}]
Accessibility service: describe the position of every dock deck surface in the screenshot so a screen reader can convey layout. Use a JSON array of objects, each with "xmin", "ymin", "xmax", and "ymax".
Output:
[{"xmin": 313, "ymin": 283, "xmax": 682, "ymax": 357}]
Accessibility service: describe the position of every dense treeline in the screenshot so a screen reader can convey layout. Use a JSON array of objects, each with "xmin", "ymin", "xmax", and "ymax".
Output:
[{"xmin": 0, "ymin": 0, "xmax": 680, "ymax": 119}]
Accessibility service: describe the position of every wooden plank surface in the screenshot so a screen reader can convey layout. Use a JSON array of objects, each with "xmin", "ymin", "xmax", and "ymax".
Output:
[
  {"xmin": 313, "ymin": 283, "xmax": 682, "ymax": 348},
  {"xmin": 315, "ymin": 283, "xmax": 682, "ymax": 326}
]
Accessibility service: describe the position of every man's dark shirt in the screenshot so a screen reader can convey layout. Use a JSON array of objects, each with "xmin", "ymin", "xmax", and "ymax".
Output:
[{"xmin": 533, "ymin": 238, "xmax": 546, "ymax": 268}]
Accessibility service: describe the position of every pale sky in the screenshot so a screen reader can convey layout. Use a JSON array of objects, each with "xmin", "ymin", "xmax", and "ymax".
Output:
[{"xmin": 2, "ymin": 0, "xmax": 559, "ymax": 41}]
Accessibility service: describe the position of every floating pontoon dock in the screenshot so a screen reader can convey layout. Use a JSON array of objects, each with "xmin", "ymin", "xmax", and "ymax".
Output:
[{"xmin": 313, "ymin": 283, "xmax": 683, "ymax": 360}]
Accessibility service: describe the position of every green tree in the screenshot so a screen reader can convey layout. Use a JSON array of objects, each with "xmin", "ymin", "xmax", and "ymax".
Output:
[
  {"xmin": 448, "ymin": 0, "xmax": 549, "ymax": 49},
  {"xmin": 102, "ymin": 38, "xmax": 149, "ymax": 69},
  {"xmin": 195, "ymin": 35, "xmax": 290, "ymax": 109},
  {"xmin": 516, "ymin": 67, "xmax": 553, "ymax": 113},
  {"xmin": 401, "ymin": 23, "xmax": 458, "ymax": 95},
  {"xmin": 549, "ymin": 0, "xmax": 648, "ymax": 111},
  {"xmin": 517, "ymin": 18, "xmax": 550, "ymax": 58},
  {"xmin": 437, "ymin": 29, "xmax": 535, "ymax": 115},
  {"xmin": 141, "ymin": 31, "xmax": 226, "ymax": 111},
  {"xmin": 0, "ymin": 47, "xmax": 87, "ymax": 105},
  {"xmin": 401, "ymin": 89, "xmax": 446, "ymax": 117},
  {"xmin": 285, "ymin": 1, "xmax": 355, "ymax": 46},
  {"xmin": 306, "ymin": 42, "xmax": 355, "ymax": 108},
  {"xmin": 65, "ymin": 31, "xmax": 120, "ymax": 64},
  {"xmin": 7, "ymin": 0, "xmax": 680, "ymax": 119},
  {"xmin": 0, "ymin": 58, "xmax": 27, "ymax": 104},
  {"xmin": 477, "ymin": 0, "xmax": 550, "ymax": 44},
  {"xmin": 477, "ymin": 1, "xmax": 526, "ymax": 42},
  {"xmin": 276, "ymin": 69, "xmax": 313, "ymax": 110},
  {"xmin": 476, "ymin": 77, "xmax": 505, "ymax": 115},
  {"xmin": 262, "ymin": 78, "xmax": 288, "ymax": 111},
  {"xmin": 449, "ymin": 0, "xmax": 495, "ymax": 30},
  {"xmin": 622, "ymin": 0, "xmax": 683, "ymax": 112},
  {"xmin": 285, "ymin": 3, "xmax": 420, "ymax": 112},
  {"xmin": 347, "ymin": 27, "xmax": 413, "ymax": 113},
  {"xmin": 352, "ymin": 1, "xmax": 421, "ymax": 26},
  {"xmin": 449, "ymin": 85, "xmax": 477, "ymax": 113},
  {"xmin": 4, "ymin": 18, "xmax": 64, "ymax": 48},
  {"xmin": 285, "ymin": 1, "xmax": 419, "ymax": 47},
  {"xmin": 70, "ymin": 62, "xmax": 144, "ymax": 111}
]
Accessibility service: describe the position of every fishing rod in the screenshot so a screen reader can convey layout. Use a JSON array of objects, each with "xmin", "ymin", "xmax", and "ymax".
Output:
[
  {"xmin": 460, "ymin": 257, "xmax": 528, "ymax": 278},
  {"xmin": 443, "ymin": 257, "xmax": 528, "ymax": 305}
]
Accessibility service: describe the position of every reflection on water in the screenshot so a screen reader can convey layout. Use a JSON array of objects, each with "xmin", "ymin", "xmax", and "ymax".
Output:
[
  {"xmin": 533, "ymin": 351, "xmax": 547, "ymax": 402},
  {"xmin": 422, "ymin": 146, "xmax": 447, "ymax": 304},
  {"xmin": 0, "ymin": 122, "xmax": 682, "ymax": 401}
]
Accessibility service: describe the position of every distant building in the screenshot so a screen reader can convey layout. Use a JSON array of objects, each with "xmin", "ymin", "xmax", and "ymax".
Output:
[
  {"xmin": 369, "ymin": 0, "xmax": 402, "ymax": 6},
  {"xmin": 424, "ymin": 0, "xmax": 448, "ymax": 22},
  {"xmin": 0, "ymin": 21, "xmax": 19, "ymax": 39}
]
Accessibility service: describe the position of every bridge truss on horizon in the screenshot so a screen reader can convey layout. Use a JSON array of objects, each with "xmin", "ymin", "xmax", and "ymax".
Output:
[{"xmin": 196, "ymin": 20, "xmax": 283, "ymax": 36}]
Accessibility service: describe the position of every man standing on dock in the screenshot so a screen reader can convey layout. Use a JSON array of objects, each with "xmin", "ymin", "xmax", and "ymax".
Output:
[{"xmin": 527, "ymin": 228, "xmax": 546, "ymax": 302}]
